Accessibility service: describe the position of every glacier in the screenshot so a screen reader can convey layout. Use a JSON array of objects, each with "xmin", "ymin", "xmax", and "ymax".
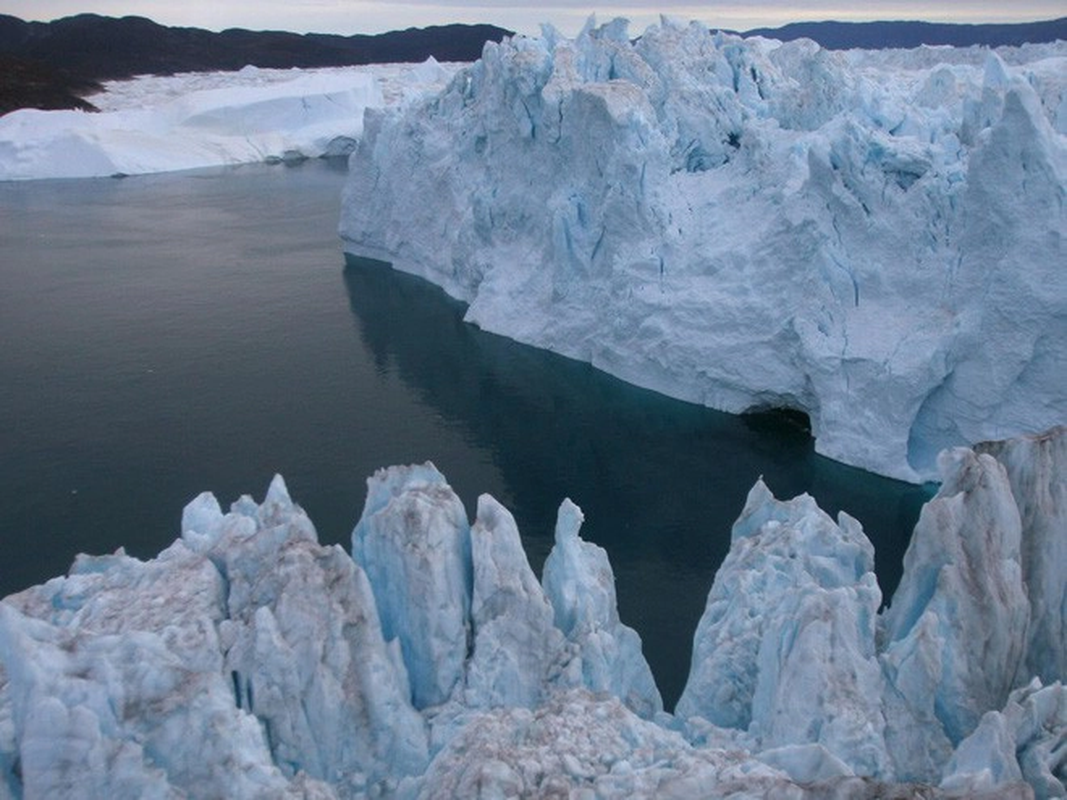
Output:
[
  {"xmin": 339, "ymin": 20, "xmax": 1067, "ymax": 483},
  {"xmin": 0, "ymin": 59, "xmax": 457, "ymax": 180},
  {"xmin": 0, "ymin": 426, "xmax": 1063, "ymax": 798}
]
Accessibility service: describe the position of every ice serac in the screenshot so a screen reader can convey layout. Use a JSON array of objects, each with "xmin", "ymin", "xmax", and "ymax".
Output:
[
  {"xmin": 465, "ymin": 494, "xmax": 565, "ymax": 708},
  {"xmin": 0, "ymin": 475, "xmax": 434, "ymax": 798},
  {"xmin": 976, "ymin": 426, "xmax": 1067, "ymax": 685},
  {"xmin": 0, "ymin": 553, "xmax": 276, "ymax": 800},
  {"xmin": 188, "ymin": 475, "xmax": 429, "ymax": 789},
  {"xmin": 676, "ymin": 480, "xmax": 887, "ymax": 779},
  {"xmin": 351, "ymin": 463, "xmax": 472, "ymax": 710},
  {"xmin": 1, "ymin": 427, "xmax": 1064, "ymax": 797},
  {"xmin": 880, "ymin": 447, "xmax": 1030, "ymax": 780},
  {"xmin": 349, "ymin": 464, "xmax": 663, "ymax": 722},
  {"xmin": 0, "ymin": 433, "xmax": 1062, "ymax": 800},
  {"xmin": 542, "ymin": 499, "xmax": 663, "ymax": 719},
  {"xmin": 339, "ymin": 20, "xmax": 1067, "ymax": 482},
  {"xmin": 941, "ymin": 679, "xmax": 1066, "ymax": 800}
]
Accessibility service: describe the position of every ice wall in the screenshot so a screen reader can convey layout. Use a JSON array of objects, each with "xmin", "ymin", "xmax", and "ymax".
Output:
[
  {"xmin": 673, "ymin": 426, "xmax": 1065, "ymax": 793},
  {"xmin": 0, "ymin": 428, "xmax": 1062, "ymax": 798},
  {"xmin": 676, "ymin": 481, "xmax": 888, "ymax": 778},
  {"xmin": 0, "ymin": 475, "xmax": 428, "ymax": 798},
  {"xmin": 0, "ymin": 61, "xmax": 457, "ymax": 180},
  {"xmin": 350, "ymin": 464, "xmax": 661, "ymax": 719},
  {"xmin": 340, "ymin": 20, "xmax": 1067, "ymax": 482},
  {"xmin": 976, "ymin": 427, "xmax": 1067, "ymax": 685}
]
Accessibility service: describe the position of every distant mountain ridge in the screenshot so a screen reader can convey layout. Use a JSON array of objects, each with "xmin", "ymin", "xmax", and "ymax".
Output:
[
  {"xmin": 0, "ymin": 14, "xmax": 512, "ymax": 79},
  {"xmin": 0, "ymin": 13, "xmax": 512, "ymax": 114},
  {"xmin": 1, "ymin": 14, "xmax": 1064, "ymax": 115},
  {"xmin": 742, "ymin": 17, "xmax": 1067, "ymax": 49}
]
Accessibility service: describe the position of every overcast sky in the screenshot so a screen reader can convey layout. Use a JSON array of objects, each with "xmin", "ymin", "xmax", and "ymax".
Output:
[{"xmin": 5, "ymin": 1, "xmax": 1064, "ymax": 37}]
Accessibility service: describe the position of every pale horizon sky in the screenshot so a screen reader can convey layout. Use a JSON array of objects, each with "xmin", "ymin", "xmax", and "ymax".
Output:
[{"xmin": 3, "ymin": 1, "xmax": 1063, "ymax": 38}]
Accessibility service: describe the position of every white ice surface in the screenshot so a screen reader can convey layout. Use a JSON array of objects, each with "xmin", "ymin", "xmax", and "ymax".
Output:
[
  {"xmin": 941, "ymin": 679, "xmax": 1066, "ymax": 800},
  {"xmin": 465, "ymin": 494, "xmax": 565, "ymax": 710},
  {"xmin": 976, "ymin": 428, "xmax": 1067, "ymax": 687},
  {"xmin": 542, "ymin": 498, "xmax": 663, "ymax": 719},
  {"xmin": 351, "ymin": 463, "xmax": 472, "ymax": 711},
  {"xmin": 0, "ymin": 60, "xmax": 459, "ymax": 180},
  {"xmin": 340, "ymin": 20, "xmax": 1067, "ymax": 483},
  {"xmin": 0, "ymin": 429, "xmax": 1063, "ymax": 798},
  {"xmin": 676, "ymin": 480, "xmax": 887, "ymax": 778}
]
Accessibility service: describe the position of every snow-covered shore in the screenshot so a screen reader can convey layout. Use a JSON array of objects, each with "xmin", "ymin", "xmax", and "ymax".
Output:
[
  {"xmin": 0, "ymin": 59, "xmax": 457, "ymax": 180},
  {"xmin": 0, "ymin": 427, "xmax": 1063, "ymax": 798},
  {"xmin": 340, "ymin": 20, "xmax": 1067, "ymax": 483}
]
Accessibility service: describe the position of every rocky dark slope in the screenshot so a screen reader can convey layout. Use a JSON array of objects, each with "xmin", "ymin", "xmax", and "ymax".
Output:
[{"xmin": 0, "ymin": 54, "xmax": 102, "ymax": 114}]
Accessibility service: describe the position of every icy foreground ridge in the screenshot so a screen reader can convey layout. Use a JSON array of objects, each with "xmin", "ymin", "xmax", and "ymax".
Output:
[
  {"xmin": 340, "ymin": 20, "xmax": 1067, "ymax": 482},
  {"xmin": 0, "ymin": 428, "xmax": 1063, "ymax": 798},
  {"xmin": 0, "ymin": 59, "xmax": 456, "ymax": 180}
]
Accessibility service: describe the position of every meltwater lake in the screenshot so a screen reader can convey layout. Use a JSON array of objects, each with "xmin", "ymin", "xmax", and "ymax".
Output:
[{"xmin": 0, "ymin": 160, "xmax": 930, "ymax": 708}]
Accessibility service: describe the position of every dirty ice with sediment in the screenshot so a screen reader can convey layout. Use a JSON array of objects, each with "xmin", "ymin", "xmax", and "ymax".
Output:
[{"xmin": 1, "ymin": 428, "xmax": 1063, "ymax": 797}]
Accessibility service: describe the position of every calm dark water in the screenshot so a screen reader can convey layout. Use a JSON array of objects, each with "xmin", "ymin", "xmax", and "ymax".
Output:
[{"xmin": 0, "ymin": 161, "xmax": 929, "ymax": 708}]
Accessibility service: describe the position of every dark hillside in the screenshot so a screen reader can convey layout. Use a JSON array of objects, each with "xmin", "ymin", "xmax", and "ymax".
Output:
[
  {"xmin": 0, "ymin": 14, "xmax": 512, "ymax": 112},
  {"xmin": 0, "ymin": 14, "xmax": 512, "ymax": 77},
  {"xmin": 742, "ymin": 17, "xmax": 1067, "ymax": 49},
  {"xmin": 0, "ymin": 54, "xmax": 101, "ymax": 115}
]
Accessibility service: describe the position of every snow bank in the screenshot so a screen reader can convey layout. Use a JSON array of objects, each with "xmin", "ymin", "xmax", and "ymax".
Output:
[
  {"xmin": 340, "ymin": 20, "xmax": 1067, "ymax": 482},
  {"xmin": 0, "ymin": 427, "xmax": 1062, "ymax": 798},
  {"xmin": 0, "ymin": 60, "xmax": 458, "ymax": 180}
]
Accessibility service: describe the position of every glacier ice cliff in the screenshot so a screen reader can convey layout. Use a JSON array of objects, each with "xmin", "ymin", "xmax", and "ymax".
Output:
[
  {"xmin": 675, "ymin": 481, "xmax": 888, "ymax": 779},
  {"xmin": 0, "ymin": 427, "xmax": 1062, "ymax": 798},
  {"xmin": 351, "ymin": 463, "xmax": 661, "ymax": 722},
  {"xmin": 0, "ymin": 60, "xmax": 458, "ymax": 180},
  {"xmin": 339, "ymin": 20, "xmax": 1067, "ymax": 483}
]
